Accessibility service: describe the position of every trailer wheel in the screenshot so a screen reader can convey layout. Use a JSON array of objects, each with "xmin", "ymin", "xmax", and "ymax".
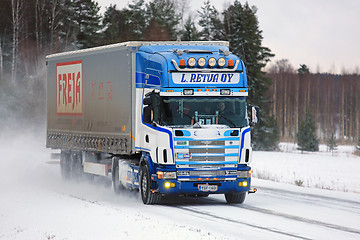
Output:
[
  {"xmin": 70, "ymin": 153, "xmax": 83, "ymax": 180},
  {"xmin": 140, "ymin": 164, "xmax": 161, "ymax": 205},
  {"xmin": 225, "ymin": 192, "xmax": 246, "ymax": 204},
  {"xmin": 60, "ymin": 151, "xmax": 71, "ymax": 180},
  {"xmin": 112, "ymin": 158, "xmax": 124, "ymax": 194}
]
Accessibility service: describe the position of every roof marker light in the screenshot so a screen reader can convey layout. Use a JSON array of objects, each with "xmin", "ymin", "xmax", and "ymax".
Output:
[{"xmin": 180, "ymin": 59, "xmax": 185, "ymax": 68}]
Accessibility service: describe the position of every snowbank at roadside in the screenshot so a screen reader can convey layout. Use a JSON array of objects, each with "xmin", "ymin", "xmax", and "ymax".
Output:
[{"xmin": 252, "ymin": 143, "xmax": 360, "ymax": 193}]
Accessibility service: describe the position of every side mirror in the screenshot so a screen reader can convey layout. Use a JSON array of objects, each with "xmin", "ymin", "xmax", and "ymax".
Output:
[{"xmin": 248, "ymin": 105, "xmax": 260, "ymax": 126}]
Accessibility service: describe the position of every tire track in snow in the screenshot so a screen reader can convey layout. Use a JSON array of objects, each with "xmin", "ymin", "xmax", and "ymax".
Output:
[
  {"xmin": 238, "ymin": 204, "xmax": 360, "ymax": 236},
  {"xmin": 257, "ymin": 186, "xmax": 360, "ymax": 209},
  {"xmin": 167, "ymin": 195, "xmax": 360, "ymax": 238},
  {"xmin": 174, "ymin": 205, "xmax": 313, "ymax": 240}
]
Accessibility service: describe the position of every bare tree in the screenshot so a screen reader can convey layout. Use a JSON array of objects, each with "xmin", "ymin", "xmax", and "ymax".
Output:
[
  {"xmin": 0, "ymin": 38, "xmax": 3, "ymax": 79},
  {"xmin": 35, "ymin": 0, "xmax": 45, "ymax": 55},
  {"xmin": 11, "ymin": 0, "xmax": 23, "ymax": 83}
]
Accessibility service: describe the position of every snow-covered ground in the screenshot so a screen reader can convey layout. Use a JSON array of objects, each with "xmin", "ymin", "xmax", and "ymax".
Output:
[
  {"xmin": 253, "ymin": 143, "xmax": 360, "ymax": 193},
  {"xmin": 1, "ymin": 132, "xmax": 360, "ymax": 239}
]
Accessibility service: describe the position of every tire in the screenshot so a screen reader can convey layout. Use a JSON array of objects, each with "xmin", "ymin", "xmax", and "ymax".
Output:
[
  {"xmin": 60, "ymin": 151, "xmax": 71, "ymax": 180},
  {"xmin": 140, "ymin": 164, "xmax": 161, "ymax": 205},
  {"xmin": 225, "ymin": 192, "xmax": 247, "ymax": 204},
  {"xmin": 70, "ymin": 152, "xmax": 83, "ymax": 181},
  {"xmin": 112, "ymin": 158, "xmax": 124, "ymax": 194}
]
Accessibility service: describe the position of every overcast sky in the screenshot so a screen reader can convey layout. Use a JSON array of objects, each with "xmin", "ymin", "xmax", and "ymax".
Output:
[{"xmin": 97, "ymin": 0, "xmax": 360, "ymax": 73}]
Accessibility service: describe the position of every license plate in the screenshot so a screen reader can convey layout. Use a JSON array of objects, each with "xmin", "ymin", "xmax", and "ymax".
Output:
[{"xmin": 198, "ymin": 184, "xmax": 218, "ymax": 192}]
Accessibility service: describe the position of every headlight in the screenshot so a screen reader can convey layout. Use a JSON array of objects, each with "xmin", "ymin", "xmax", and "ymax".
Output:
[
  {"xmin": 218, "ymin": 57, "xmax": 226, "ymax": 67},
  {"xmin": 157, "ymin": 171, "xmax": 177, "ymax": 179},
  {"xmin": 188, "ymin": 57, "xmax": 196, "ymax": 67},
  {"xmin": 237, "ymin": 171, "xmax": 249, "ymax": 178},
  {"xmin": 198, "ymin": 57, "xmax": 206, "ymax": 67},
  {"xmin": 208, "ymin": 57, "xmax": 216, "ymax": 67}
]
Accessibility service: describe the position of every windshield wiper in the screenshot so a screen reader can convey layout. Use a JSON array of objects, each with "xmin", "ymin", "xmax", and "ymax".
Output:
[
  {"xmin": 218, "ymin": 114, "xmax": 236, "ymax": 128},
  {"xmin": 177, "ymin": 109, "xmax": 202, "ymax": 128}
]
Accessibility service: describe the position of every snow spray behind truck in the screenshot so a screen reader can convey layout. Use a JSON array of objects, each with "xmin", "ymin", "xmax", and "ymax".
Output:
[{"xmin": 46, "ymin": 41, "xmax": 258, "ymax": 204}]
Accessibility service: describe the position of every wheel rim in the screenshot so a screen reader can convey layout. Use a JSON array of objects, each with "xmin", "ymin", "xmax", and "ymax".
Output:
[{"xmin": 141, "ymin": 169, "xmax": 148, "ymax": 198}]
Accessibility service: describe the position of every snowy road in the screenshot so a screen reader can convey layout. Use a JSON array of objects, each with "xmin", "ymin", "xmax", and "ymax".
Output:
[
  {"xmin": 158, "ymin": 181, "xmax": 360, "ymax": 240},
  {"xmin": 1, "ymin": 135, "xmax": 360, "ymax": 239}
]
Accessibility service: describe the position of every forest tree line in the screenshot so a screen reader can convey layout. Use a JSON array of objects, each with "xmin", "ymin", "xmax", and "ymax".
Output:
[
  {"xmin": 0, "ymin": 0, "xmax": 358, "ymax": 148},
  {"xmin": 267, "ymin": 59, "xmax": 360, "ymax": 144}
]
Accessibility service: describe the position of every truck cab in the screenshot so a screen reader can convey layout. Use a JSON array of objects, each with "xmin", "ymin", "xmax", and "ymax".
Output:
[{"xmin": 133, "ymin": 42, "xmax": 257, "ymax": 204}]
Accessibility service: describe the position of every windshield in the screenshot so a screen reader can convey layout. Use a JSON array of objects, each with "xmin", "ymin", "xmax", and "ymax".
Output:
[{"xmin": 156, "ymin": 96, "xmax": 248, "ymax": 128}]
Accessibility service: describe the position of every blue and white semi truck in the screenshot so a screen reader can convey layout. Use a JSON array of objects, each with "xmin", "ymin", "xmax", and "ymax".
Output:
[{"xmin": 46, "ymin": 41, "xmax": 258, "ymax": 204}]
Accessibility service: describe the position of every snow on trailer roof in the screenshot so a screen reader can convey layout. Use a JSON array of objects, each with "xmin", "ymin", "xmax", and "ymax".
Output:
[{"xmin": 46, "ymin": 41, "xmax": 230, "ymax": 59}]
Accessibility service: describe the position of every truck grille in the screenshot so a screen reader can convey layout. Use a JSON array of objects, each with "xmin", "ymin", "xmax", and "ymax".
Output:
[
  {"xmin": 189, "ymin": 148, "xmax": 225, "ymax": 154},
  {"xmin": 175, "ymin": 135, "xmax": 240, "ymax": 181},
  {"xmin": 188, "ymin": 140, "xmax": 226, "ymax": 161},
  {"xmin": 189, "ymin": 170, "xmax": 226, "ymax": 176},
  {"xmin": 191, "ymin": 156, "xmax": 225, "ymax": 161},
  {"xmin": 189, "ymin": 140, "xmax": 224, "ymax": 146}
]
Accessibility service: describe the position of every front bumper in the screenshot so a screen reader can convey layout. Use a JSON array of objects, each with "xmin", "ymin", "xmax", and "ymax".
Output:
[{"xmin": 156, "ymin": 177, "xmax": 251, "ymax": 195}]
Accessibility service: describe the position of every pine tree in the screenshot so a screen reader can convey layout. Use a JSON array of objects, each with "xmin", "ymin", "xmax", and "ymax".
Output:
[
  {"xmin": 181, "ymin": 16, "xmax": 200, "ymax": 41},
  {"xmin": 298, "ymin": 64, "xmax": 310, "ymax": 75},
  {"xmin": 252, "ymin": 115, "xmax": 279, "ymax": 151},
  {"xmin": 198, "ymin": 0, "xmax": 224, "ymax": 41},
  {"xmin": 102, "ymin": 5, "xmax": 129, "ymax": 43},
  {"xmin": 297, "ymin": 108, "xmax": 319, "ymax": 152},
  {"xmin": 224, "ymin": 1, "xmax": 278, "ymax": 151},
  {"xmin": 126, "ymin": 0, "xmax": 146, "ymax": 40},
  {"xmin": 145, "ymin": 0, "xmax": 180, "ymax": 40},
  {"xmin": 327, "ymin": 134, "xmax": 337, "ymax": 155},
  {"xmin": 71, "ymin": 0, "xmax": 101, "ymax": 48}
]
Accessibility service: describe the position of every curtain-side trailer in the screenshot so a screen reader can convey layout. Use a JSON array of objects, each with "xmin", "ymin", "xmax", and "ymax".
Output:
[{"xmin": 46, "ymin": 41, "xmax": 258, "ymax": 205}]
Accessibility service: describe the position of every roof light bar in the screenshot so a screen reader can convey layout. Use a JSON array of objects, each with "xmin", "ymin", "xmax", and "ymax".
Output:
[{"xmin": 171, "ymin": 59, "xmax": 240, "ymax": 72}]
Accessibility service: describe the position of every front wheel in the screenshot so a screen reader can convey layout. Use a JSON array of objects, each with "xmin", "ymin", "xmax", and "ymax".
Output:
[
  {"xmin": 140, "ymin": 164, "xmax": 161, "ymax": 205},
  {"xmin": 225, "ymin": 192, "xmax": 247, "ymax": 204}
]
